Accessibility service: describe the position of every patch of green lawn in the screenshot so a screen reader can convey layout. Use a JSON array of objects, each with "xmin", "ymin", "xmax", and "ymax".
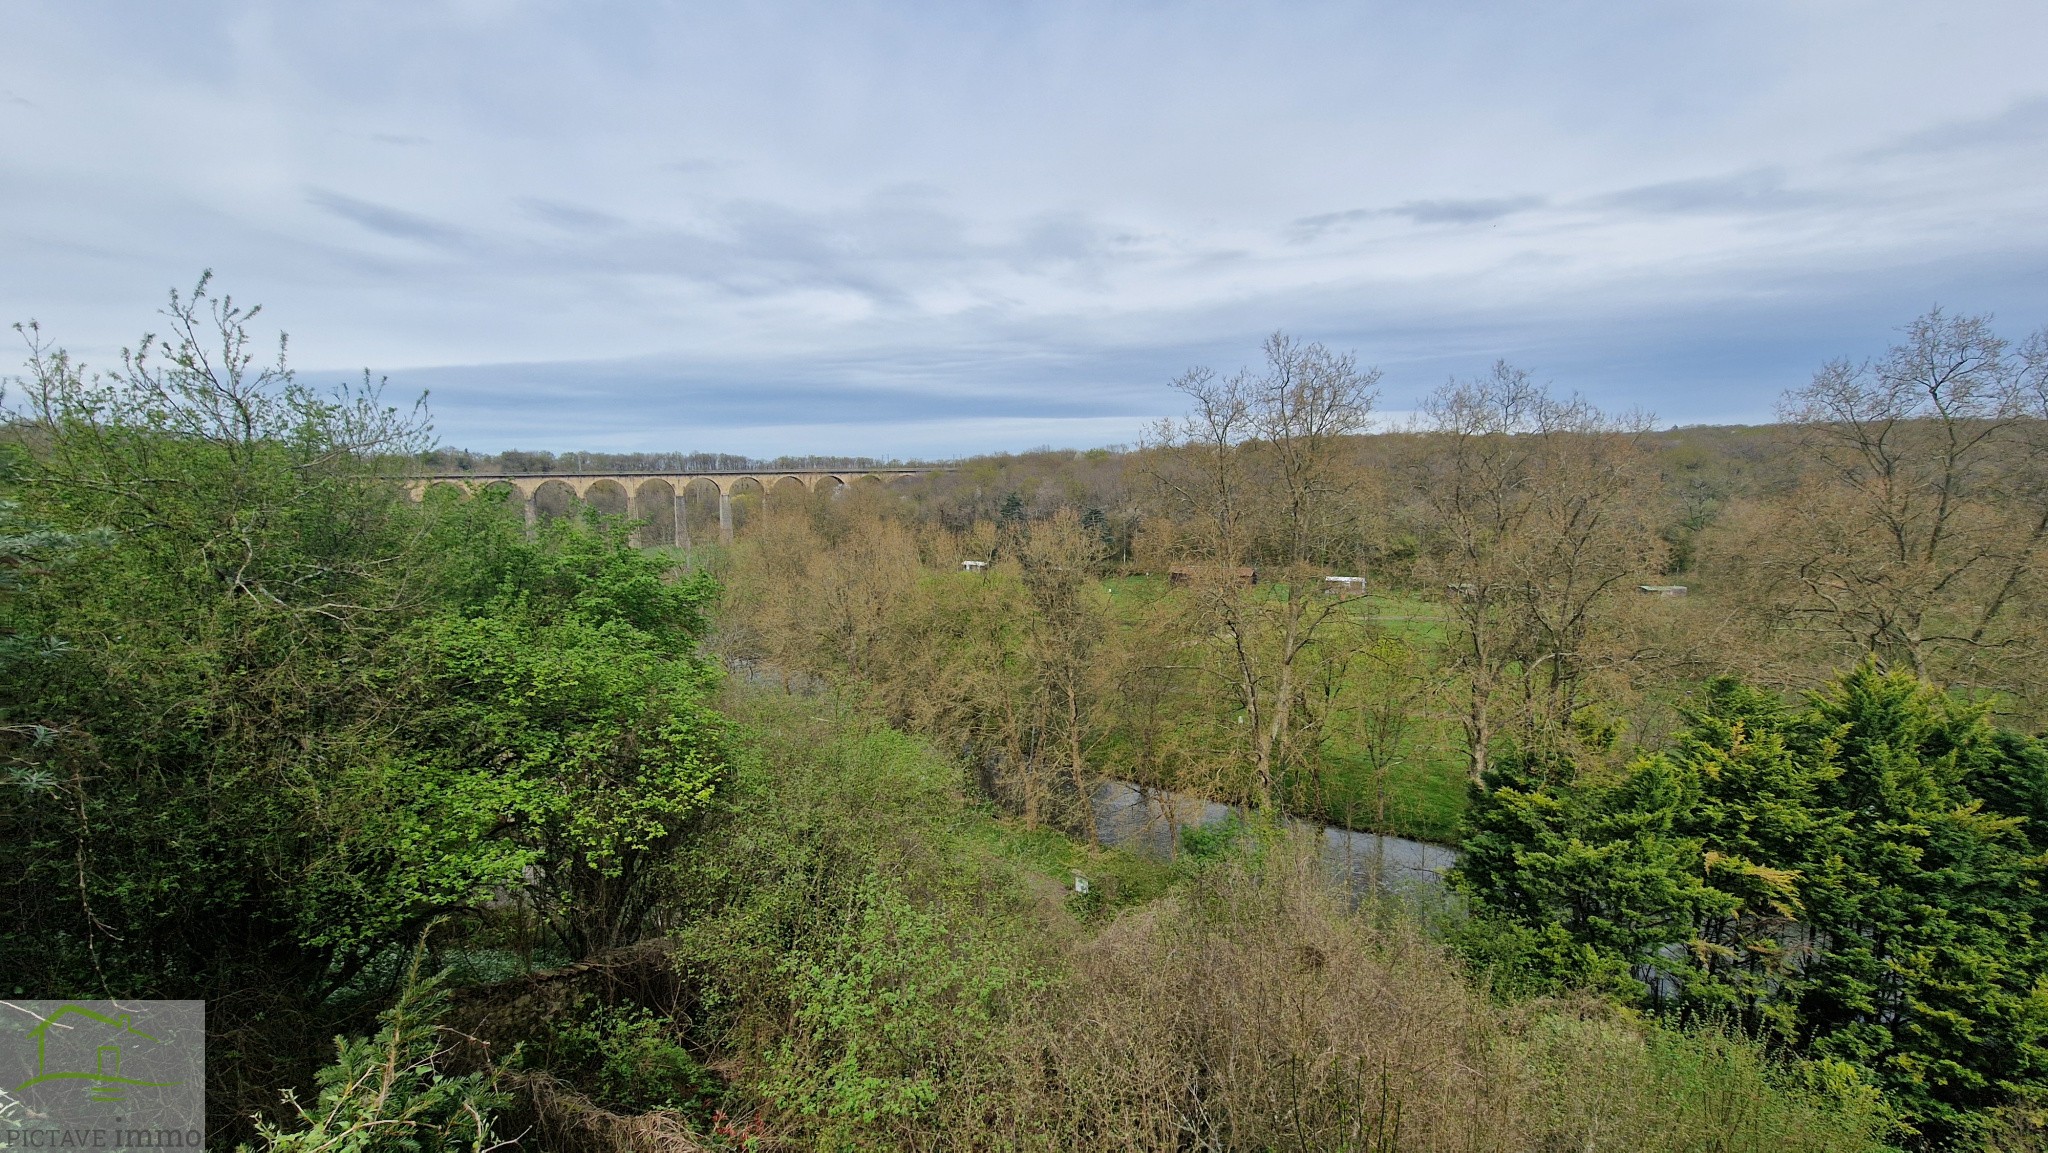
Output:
[
  {"xmin": 1305, "ymin": 735, "xmax": 1470, "ymax": 844},
  {"xmin": 1095, "ymin": 578, "xmax": 1470, "ymax": 844}
]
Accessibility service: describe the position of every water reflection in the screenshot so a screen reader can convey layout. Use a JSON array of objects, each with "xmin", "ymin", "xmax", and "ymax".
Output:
[{"xmin": 1091, "ymin": 779, "xmax": 1459, "ymax": 891}]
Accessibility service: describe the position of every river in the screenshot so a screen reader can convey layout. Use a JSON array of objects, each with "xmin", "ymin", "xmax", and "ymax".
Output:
[{"xmin": 1090, "ymin": 779, "xmax": 1459, "ymax": 890}]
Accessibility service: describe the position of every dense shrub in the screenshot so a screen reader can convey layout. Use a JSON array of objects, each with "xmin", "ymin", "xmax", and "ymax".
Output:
[
  {"xmin": 0, "ymin": 285, "xmax": 728, "ymax": 1136},
  {"xmin": 1460, "ymin": 664, "xmax": 2048, "ymax": 1147}
]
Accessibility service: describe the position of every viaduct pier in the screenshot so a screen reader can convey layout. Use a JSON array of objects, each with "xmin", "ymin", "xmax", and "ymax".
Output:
[{"xmin": 407, "ymin": 467, "xmax": 943, "ymax": 546}]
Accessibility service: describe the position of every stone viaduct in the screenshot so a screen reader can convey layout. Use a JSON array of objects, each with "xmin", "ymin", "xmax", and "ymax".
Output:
[{"xmin": 405, "ymin": 467, "xmax": 944, "ymax": 546}]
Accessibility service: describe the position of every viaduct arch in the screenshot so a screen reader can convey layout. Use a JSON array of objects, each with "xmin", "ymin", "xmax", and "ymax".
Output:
[{"xmin": 404, "ymin": 467, "xmax": 943, "ymax": 546}]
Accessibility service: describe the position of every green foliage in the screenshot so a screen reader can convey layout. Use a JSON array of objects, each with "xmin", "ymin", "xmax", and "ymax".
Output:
[
  {"xmin": 1791, "ymin": 670, "xmax": 2048, "ymax": 1146},
  {"xmin": 512, "ymin": 1004, "xmax": 720, "ymax": 1117},
  {"xmin": 1458, "ymin": 663, "xmax": 2048, "ymax": 1147},
  {"xmin": 0, "ymin": 282, "xmax": 729, "ymax": 1135},
  {"xmin": 658, "ymin": 692, "xmax": 1067, "ymax": 1147},
  {"xmin": 396, "ymin": 514, "xmax": 728, "ymax": 957},
  {"xmin": 418, "ymin": 491, "xmax": 716, "ymax": 651},
  {"xmin": 1459, "ymin": 748, "xmax": 1736, "ymax": 986},
  {"xmin": 1176, "ymin": 811, "xmax": 1251, "ymax": 864},
  {"xmin": 2, "ymin": 281, "xmax": 468, "ymax": 1020},
  {"xmin": 1519, "ymin": 1013, "xmax": 1903, "ymax": 1152},
  {"xmin": 1449, "ymin": 915, "xmax": 1642, "ymax": 1001},
  {"xmin": 763, "ymin": 876, "xmax": 1037, "ymax": 1140},
  {"xmin": 678, "ymin": 685, "xmax": 1894, "ymax": 1151},
  {"xmin": 0, "ymin": 447, "xmax": 105, "ymax": 798},
  {"xmin": 963, "ymin": 815, "xmax": 1174, "ymax": 920},
  {"xmin": 246, "ymin": 948, "xmax": 505, "ymax": 1153}
]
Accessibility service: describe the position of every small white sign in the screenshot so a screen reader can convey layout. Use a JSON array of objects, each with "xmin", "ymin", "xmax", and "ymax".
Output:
[{"xmin": 1072, "ymin": 874, "xmax": 1090, "ymax": 895}]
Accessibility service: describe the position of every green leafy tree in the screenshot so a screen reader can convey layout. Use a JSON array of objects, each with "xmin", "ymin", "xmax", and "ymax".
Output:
[
  {"xmin": 0, "ymin": 279, "xmax": 730, "ymax": 1134},
  {"xmin": 1458, "ymin": 750, "xmax": 1731, "ymax": 996},
  {"xmin": 0, "ymin": 277, "xmax": 473, "ymax": 997},
  {"xmin": 1458, "ymin": 665, "xmax": 2048, "ymax": 1148},
  {"xmin": 1662, "ymin": 679, "xmax": 1837, "ymax": 1038},
  {"xmin": 400, "ymin": 505, "xmax": 729, "ymax": 956},
  {"xmin": 0, "ymin": 449, "xmax": 104, "ymax": 798},
  {"xmin": 1789, "ymin": 668, "xmax": 2048, "ymax": 1144}
]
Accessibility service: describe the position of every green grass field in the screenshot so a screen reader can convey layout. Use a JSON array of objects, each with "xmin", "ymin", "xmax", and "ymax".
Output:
[{"xmin": 1096, "ymin": 575, "xmax": 1471, "ymax": 843}]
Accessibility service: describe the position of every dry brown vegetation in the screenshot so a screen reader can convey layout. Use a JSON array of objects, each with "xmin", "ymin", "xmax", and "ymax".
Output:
[
  {"xmin": 1001, "ymin": 860, "xmax": 1883, "ymax": 1153},
  {"xmin": 659, "ymin": 688, "xmax": 1896, "ymax": 1153},
  {"xmin": 714, "ymin": 314, "xmax": 2048, "ymax": 846},
  {"xmin": 638, "ymin": 315, "xmax": 2047, "ymax": 1149},
  {"xmin": 1704, "ymin": 311, "xmax": 2048, "ymax": 710}
]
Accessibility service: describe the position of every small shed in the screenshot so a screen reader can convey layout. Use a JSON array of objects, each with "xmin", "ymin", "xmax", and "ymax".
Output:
[
  {"xmin": 1322, "ymin": 575, "xmax": 1368, "ymax": 597},
  {"xmin": 1169, "ymin": 564, "xmax": 1259, "ymax": 587},
  {"xmin": 960, "ymin": 560, "xmax": 989, "ymax": 574},
  {"xmin": 1637, "ymin": 584, "xmax": 1688, "ymax": 597}
]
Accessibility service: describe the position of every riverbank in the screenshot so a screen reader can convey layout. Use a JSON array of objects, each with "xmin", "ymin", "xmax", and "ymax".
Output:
[{"xmin": 659, "ymin": 680, "xmax": 1900, "ymax": 1151}]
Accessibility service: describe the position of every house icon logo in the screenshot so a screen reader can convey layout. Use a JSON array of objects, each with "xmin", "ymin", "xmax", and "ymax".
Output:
[
  {"xmin": 14, "ymin": 1004, "xmax": 181, "ymax": 1104},
  {"xmin": 1, "ymin": 999, "xmax": 205, "ymax": 1142}
]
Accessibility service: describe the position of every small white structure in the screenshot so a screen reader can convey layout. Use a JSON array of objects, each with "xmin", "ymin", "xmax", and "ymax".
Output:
[
  {"xmin": 1322, "ymin": 575, "xmax": 1368, "ymax": 596},
  {"xmin": 1072, "ymin": 873, "xmax": 1090, "ymax": 895},
  {"xmin": 1638, "ymin": 584, "xmax": 1689, "ymax": 597},
  {"xmin": 960, "ymin": 560, "xmax": 989, "ymax": 573}
]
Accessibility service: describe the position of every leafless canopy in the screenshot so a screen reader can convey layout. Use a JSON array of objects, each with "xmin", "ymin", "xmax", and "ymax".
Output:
[
  {"xmin": 1148, "ymin": 332, "xmax": 1379, "ymax": 568},
  {"xmin": 1731, "ymin": 308, "xmax": 2048, "ymax": 692}
]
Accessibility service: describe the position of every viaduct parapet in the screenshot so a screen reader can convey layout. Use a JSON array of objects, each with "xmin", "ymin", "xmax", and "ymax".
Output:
[{"xmin": 405, "ymin": 467, "xmax": 943, "ymax": 546}]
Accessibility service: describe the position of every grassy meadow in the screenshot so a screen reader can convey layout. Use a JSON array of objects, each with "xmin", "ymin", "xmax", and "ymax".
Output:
[{"xmin": 1097, "ymin": 574, "xmax": 1472, "ymax": 843}]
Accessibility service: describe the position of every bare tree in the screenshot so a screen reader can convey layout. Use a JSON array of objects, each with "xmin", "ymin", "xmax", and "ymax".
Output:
[
  {"xmin": 1416, "ymin": 362, "xmax": 1663, "ymax": 784},
  {"xmin": 1144, "ymin": 333, "xmax": 1380, "ymax": 808},
  {"xmin": 1342, "ymin": 633, "xmax": 1444, "ymax": 834},
  {"xmin": 1018, "ymin": 508, "xmax": 1114, "ymax": 837},
  {"xmin": 1722, "ymin": 309, "xmax": 2048, "ymax": 707}
]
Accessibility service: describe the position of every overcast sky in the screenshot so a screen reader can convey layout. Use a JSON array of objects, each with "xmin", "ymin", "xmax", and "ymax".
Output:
[{"xmin": 5, "ymin": 2, "xmax": 2047, "ymax": 457}]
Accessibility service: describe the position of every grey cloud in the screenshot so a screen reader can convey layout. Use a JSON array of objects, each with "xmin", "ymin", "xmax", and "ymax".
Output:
[
  {"xmin": 1010, "ymin": 211, "xmax": 1138, "ymax": 283},
  {"xmin": 469, "ymin": 195, "xmax": 1150, "ymax": 307},
  {"xmin": 2, "ymin": 90, "xmax": 35, "ymax": 108},
  {"xmin": 572, "ymin": 210, "xmax": 922, "ymax": 304},
  {"xmin": 520, "ymin": 198, "xmax": 624, "ymax": 233},
  {"xmin": 1865, "ymin": 96, "xmax": 2048, "ymax": 160},
  {"xmin": 1289, "ymin": 208, "xmax": 1376, "ymax": 241},
  {"xmin": 396, "ymin": 340, "xmax": 1174, "ymax": 449},
  {"xmin": 1591, "ymin": 168, "xmax": 1823, "ymax": 215},
  {"xmin": 676, "ymin": 199, "xmax": 935, "ymax": 303},
  {"xmin": 313, "ymin": 197, "xmax": 916, "ymax": 305},
  {"xmin": 288, "ymin": 218, "xmax": 2048, "ymax": 455},
  {"xmin": 1391, "ymin": 196, "xmax": 1546, "ymax": 224},
  {"xmin": 18, "ymin": 3, "xmax": 2047, "ymax": 458},
  {"xmin": 1018, "ymin": 212, "xmax": 1100, "ymax": 257},
  {"xmin": 307, "ymin": 189, "xmax": 469, "ymax": 247},
  {"xmin": 1290, "ymin": 196, "xmax": 1544, "ymax": 241}
]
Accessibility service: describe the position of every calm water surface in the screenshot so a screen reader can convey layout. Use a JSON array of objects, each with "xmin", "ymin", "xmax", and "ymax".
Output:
[{"xmin": 1090, "ymin": 779, "xmax": 1459, "ymax": 891}]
